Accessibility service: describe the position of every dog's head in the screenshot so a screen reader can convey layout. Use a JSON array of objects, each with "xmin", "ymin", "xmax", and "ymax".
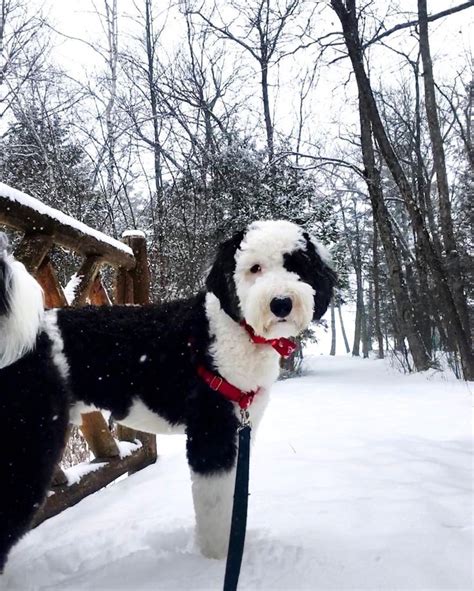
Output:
[{"xmin": 206, "ymin": 220, "xmax": 337, "ymax": 338}]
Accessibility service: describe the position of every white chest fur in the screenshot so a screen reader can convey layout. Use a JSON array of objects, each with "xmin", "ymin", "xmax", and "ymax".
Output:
[{"xmin": 205, "ymin": 292, "xmax": 280, "ymax": 395}]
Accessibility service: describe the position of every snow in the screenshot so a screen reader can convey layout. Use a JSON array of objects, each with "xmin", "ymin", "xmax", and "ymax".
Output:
[
  {"xmin": 122, "ymin": 230, "xmax": 146, "ymax": 239},
  {"xmin": 64, "ymin": 462, "xmax": 107, "ymax": 486},
  {"xmin": 116, "ymin": 439, "xmax": 143, "ymax": 459},
  {"xmin": 63, "ymin": 273, "xmax": 82, "ymax": 305},
  {"xmin": 0, "ymin": 183, "xmax": 133, "ymax": 256},
  {"xmin": 2, "ymin": 353, "xmax": 472, "ymax": 590}
]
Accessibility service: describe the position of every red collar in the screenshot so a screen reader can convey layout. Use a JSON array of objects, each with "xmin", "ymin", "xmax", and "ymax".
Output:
[
  {"xmin": 240, "ymin": 320, "xmax": 297, "ymax": 359},
  {"xmin": 196, "ymin": 365, "xmax": 257, "ymax": 409},
  {"xmin": 195, "ymin": 322, "xmax": 296, "ymax": 409}
]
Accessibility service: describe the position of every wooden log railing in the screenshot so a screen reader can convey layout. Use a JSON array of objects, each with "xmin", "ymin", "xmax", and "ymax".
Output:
[{"xmin": 0, "ymin": 183, "xmax": 157, "ymax": 526}]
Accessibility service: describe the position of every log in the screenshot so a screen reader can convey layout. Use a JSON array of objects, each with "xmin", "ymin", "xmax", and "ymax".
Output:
[
  {"xmin": 0, "ymin": 187, "xmax": 135, "ymax": 270},
  {"xmin": 36, "ymin": 258, "xmax": 69, "ymax": 308},
  {"xmin": 115, "ymin": 233, "xmax": 150, "ymax": 305},
  {"xmin": 90, "ymin": 276, "xmax": 112, "ymax": 306},
  {"xmin": 125, "ymin": 233, "xmax": 151, "ymax": 305},
  {"xmin": 71, "ymin": 255, "xmax": 103, "ymax": 306},
  {"xmin": 31, "ymin": 447, "xmax": 154, "ymax": 527},
  {"xmin": 80, "ymin": 412, "xmax": 120, "ymax": 459},
  {"xmin": 14, "ymin": 232, "xmax": 53, "ymax": 274},
  {"xmin": 51, "ymin": 465, "xmax": 68, "ymax": 486}
]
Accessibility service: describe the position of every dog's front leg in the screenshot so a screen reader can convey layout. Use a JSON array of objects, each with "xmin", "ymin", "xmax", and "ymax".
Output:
[
  {"xmin": 185, "ymin": 396, "xmax": 240, "ymax": 560},
  {"xmin": 190, "ymin": 466, "xmax": 236, "ymax": 559}
]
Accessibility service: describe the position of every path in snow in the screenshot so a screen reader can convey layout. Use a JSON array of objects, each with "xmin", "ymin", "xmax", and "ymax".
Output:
[{"xmin": 3, "ymin": 354, "xmax": 472, "ymax": 590}]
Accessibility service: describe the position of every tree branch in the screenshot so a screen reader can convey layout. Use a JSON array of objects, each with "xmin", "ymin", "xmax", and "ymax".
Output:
[{"xmin": 364, "ymin": 0, "xmax": 474, "ymax": 48}]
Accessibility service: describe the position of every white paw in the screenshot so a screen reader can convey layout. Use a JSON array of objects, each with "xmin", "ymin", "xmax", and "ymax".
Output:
[{"xmin": 198, "ymin": 537, "xmax": 228, "ymax": 560}]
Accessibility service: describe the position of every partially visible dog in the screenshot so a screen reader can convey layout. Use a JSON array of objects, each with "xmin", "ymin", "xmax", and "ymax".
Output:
[{"xmin": 0, "ymin": 220, "xmax": 336, "ymax": 571}]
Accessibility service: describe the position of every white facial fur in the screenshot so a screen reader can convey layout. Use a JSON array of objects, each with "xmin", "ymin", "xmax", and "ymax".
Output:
[{"xmin": 234, "ymin": 220, "xmax": 315, "ymax": 338}]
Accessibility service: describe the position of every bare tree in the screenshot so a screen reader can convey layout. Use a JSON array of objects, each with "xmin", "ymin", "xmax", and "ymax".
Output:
[
  {"xmin": 330, "ymin": 0, "xmax": 474, "ymax": 379},
  {"xmin": 188, "ymin": 0, "xmax": 316, "ymax": 161},
  {"xmin": 0, "ymin": 0, "xmax": 49, "ymax": 118}
]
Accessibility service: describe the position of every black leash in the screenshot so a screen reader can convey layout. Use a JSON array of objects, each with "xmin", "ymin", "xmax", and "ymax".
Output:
[{"xmin": 223, "ymin": 415, "xmax": 252, "ymax": 591}]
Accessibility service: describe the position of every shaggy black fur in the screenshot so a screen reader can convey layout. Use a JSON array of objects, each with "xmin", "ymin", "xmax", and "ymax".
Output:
[
  {"xmin": 57, "ymin": 295, "xmax": 240, "ymax": 476},
  {"xmin": 0, "ymin": 258, "xmax": 11, "ymax": 316},
  {"xmin": 0, "ymin": 333, "xmax": 69, "ymax": 572},
  {"xmin": 284, "ymin": 233, "xmax": 337, "ymax": 320},
  {"xmin": 205, "ymin": 230, "xmax": 244, "ymax": 321}
]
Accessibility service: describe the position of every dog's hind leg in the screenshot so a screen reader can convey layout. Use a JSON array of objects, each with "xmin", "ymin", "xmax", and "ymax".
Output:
[{"xmin": 0, "ymin": 340, "xmax": 69, "ymax": 573}]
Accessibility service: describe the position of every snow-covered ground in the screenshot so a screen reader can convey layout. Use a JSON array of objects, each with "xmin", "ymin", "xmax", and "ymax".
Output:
[{"xmin": 3, "ymin": 353, "xmax": 472, "ymax": 590}]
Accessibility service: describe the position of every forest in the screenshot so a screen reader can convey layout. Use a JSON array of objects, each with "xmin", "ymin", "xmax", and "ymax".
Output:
[{"xmin": 0, "ymin": 0, "xmax": 472, "ymax": 379}]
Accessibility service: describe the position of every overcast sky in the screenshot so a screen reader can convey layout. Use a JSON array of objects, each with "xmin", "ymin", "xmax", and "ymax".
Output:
[{"xmin": 36, "ymin": 0, "xmax": 473, "ymax": 156}]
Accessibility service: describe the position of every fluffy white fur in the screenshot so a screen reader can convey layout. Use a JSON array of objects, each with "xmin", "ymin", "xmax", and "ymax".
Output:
[
  {"xmin": 191, "ymin": 467, "xmax": 237, "ymax": 559},
  {"xmin": 234, "ymin": 220, "xmax": 315, "ymax": 339},
  {"xmin": 118, "ymin": 398, "xmax": 185, "ymax": 434},
  {"xmin": 42, "ymin": 310, "xmax": 70, "ymax": 381},
  {"xmin": 313, "ymin": 239, "xmax": 333, "ymax": 266},
  {"xmin": 206, "ymin": 292, "xmax": 279, "ymax": 394},
  {"xmin": 0, "ymin": 256, "xmax": 44, "ymax": 369}
]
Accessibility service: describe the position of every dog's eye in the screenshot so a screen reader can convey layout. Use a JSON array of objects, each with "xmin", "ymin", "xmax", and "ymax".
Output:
[{"xmin": 250, "ymin": 264, "xmax": 261, "ymax": 274}]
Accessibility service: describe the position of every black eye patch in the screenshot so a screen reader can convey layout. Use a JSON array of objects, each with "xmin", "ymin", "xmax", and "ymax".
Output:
[
  {"xmin": 284, "ymin": 241, "xmax": 337, "ymax": 321},
  {"xmin": 283, "ymin": 250, "xmax": 315, "ymax": 286}
]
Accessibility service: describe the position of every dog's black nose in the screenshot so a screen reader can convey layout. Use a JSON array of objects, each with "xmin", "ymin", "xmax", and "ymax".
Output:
[{"xmin": 270, "ymin": 297, "xmax": 293, "ymax": 318}]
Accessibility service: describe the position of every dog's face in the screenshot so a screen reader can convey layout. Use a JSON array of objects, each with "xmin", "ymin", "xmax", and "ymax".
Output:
[{"xmin": 206, "ymin": 220, "xmax": 336, "ymax": 338}]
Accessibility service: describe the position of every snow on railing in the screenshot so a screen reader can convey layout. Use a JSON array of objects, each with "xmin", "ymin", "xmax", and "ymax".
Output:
[{"xmin": 0, "ymin": 182, "xmax": 134, "ymax": 269}]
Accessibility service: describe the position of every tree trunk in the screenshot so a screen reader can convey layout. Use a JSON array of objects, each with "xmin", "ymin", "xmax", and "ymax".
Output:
[
  {"xmin": 260, "ymin": 60, "xmax": 274, "ymax": 161},
  {"xmin": 330, "ymin": 298, "xmax": 336, "ymax": 356},
  {"xmin": 367, "ymin": 279, "xmax": 374, "ymax": 352},
  {"xmin": 361, "ymin": 287, "xmax": 369, "ymax": 359},
  {"xmin": 145, "ymin": 0, "xmax": 163, "ymax": 199},
  {"xmin": 0, "ymin": 1, "xmax": 6, "ymax": 86},
  {"xmin": 104, "ymin": 0, "xmax": 119, "ymax": 233},
  {"xmin": 352, "ymin": 281, "xmax": 362, "ymax": 357},
  {"xmin": 418, "ymin": 0, "xmax": 471, "ymax": 340},
  {"xmin": 337, "ymin": 301, "xmax": 351, "ymax": 353},
  {"xmin": 372, "ymin": 222, "xmax": 384, "ymax": 359}
]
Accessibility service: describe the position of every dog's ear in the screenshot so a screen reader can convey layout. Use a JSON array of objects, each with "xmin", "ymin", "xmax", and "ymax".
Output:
[
  {"xmin": 206, "ymin": 230, "xmax": 245, "ymax": 321},
  {"xmin": 303, "ymin": 233, "xmax": 337, "ymax": 321}
]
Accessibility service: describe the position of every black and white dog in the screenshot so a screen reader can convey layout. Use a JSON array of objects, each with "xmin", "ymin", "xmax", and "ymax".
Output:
[{"xmin": 0, "ymin": 220, "xmax": 336, "ymax": 571}]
